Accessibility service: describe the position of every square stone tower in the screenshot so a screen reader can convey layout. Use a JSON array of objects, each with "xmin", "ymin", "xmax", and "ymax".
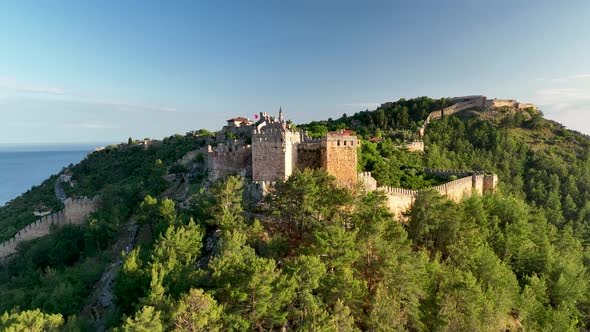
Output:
[
  {"xmin": 320, "ymin": 131, "xmax": 359, "ymax": 188},
  {"xmin": 251, "ymin": 110, "xmax": 302, "ymax": 181}
]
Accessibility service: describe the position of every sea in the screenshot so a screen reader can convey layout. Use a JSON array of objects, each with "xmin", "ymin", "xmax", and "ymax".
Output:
[{"xmin": 0, "ymin": 143, "xmax": 108, "ymax": 206}]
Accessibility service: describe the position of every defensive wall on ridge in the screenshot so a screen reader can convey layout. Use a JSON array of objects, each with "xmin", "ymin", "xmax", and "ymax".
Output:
[
  {"xmin": 358, "ymin": 171, "xmax": 497, "ymax": 220},
  {"xmin": 0, "ymin": 196, "xmax": 99, "ymax": 259},
  {"xmin": 418, "ymin": 98, "xmax": 487, "ymax": 137},
  {"xmin": 417, "ymin": 96, "xmax": 537, "ymax": 137}
]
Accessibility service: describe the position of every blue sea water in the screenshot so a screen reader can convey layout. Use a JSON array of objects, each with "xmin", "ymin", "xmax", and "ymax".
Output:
[{"xmin": 0, "ymin": 144, "xmax": 106, "ymax": 206}]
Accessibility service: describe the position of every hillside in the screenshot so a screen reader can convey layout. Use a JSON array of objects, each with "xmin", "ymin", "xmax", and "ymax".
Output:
[{"xmin": 1, "ymin": 97, "xmax": 590, "ymax": 331}]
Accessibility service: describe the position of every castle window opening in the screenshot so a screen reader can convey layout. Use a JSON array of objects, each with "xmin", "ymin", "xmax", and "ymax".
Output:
[{"xmin": 337, "ymin": 140, "xmax": 340, "ymax": 146}]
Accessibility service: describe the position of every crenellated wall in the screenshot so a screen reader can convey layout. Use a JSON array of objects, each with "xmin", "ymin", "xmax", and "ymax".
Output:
[
  {"xmin": 431, "ymin": 175, "xmax": 476, "ymax": 201},
  {"xmin": 402, "ymin": 140, "xmax": 425, "ymax": 152},
  {"xmin": 207, "ymin": 142, "xmax": 252, "ymax": 181},
  {"xmin": 423, "ymin": 168, "xmax": 474, "ymax": 179},
  {"xmin": 0, "ymin": 196, "xmax": 99, "ymax": 259},
  {"xmin": 321, "ymin": 134, "xmax": 359, "ymax": 189},
  {"xmin": 358, "ymin": 172, "xmax": 377, "ymax": 191},
  {"xmin": 358, "ymin": 172, "xmax": 497, "ymax": 221},
  {"xmin": 251, "ymin": 116, "xmax": 302, "ymax": 181}
]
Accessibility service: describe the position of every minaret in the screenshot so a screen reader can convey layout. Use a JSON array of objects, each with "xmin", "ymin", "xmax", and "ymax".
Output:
[{"xmin": 278, "ymin": 107, "xmax": 284, "ymax": 122}]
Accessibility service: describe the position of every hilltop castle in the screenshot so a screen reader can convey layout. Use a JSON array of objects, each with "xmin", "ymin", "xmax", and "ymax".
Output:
[
  {"xmin": 206, "ymin": 109, "xmax": 359, "ymax": 188},
  {"xmin": 204, "ymin": 101, "xmax": 502, "ymax": 219}
]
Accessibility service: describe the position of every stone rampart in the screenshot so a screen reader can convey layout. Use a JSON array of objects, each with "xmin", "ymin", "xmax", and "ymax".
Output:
[
  {"xmin": 418, "ymin": 98, "xmax": 487, "ymax": 137},
  {"xmin": 403, "ymin": 140, "xmax": 425, "ymax": 152},
  {"xmin": 64, "ymin": 196, "xmax": 100, "ymax": 224},
  {"xmin": 0, "ymin": 196, "xmax": 99, "ymax": 259},
  {"xmin": 488, "ymin": 99, "xmax": 516, "ymax": 108},
  {"xmin": 358, "ymin": 172, "xmax": 495, "ymax": 221},
  {"xmin": 207, "ymin": 143, "xmax": 252, "ymax": 181},
  {"xmin": 358, "ymin": 172, "xmax": 377, "ymax": 191},
  {"xmin": 424, "ymin": 168, "xmax": 474, "ymax": 179},
  {"xmin": 297, "ymin": 141, "xmax": 321, "ymax": 170},
  {"xmin": 516, "ymin": 103, "xmax": 538, "ymax": 111},
  {"xmin": 432, "ymin": 175, "xmax": 477, "ymax": 201}
]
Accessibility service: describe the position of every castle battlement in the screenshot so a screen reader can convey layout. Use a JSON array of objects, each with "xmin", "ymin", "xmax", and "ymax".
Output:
[
  {"xmin": 0, "ymin": 196, "xmax": 99, "ymax": 259},
  {"xmin": 358, "ymin": 171, "xmax": 497, "ymax": 221},
  {"xmin": 423, "ymin": 168, "xmax": 475, "ymax": 178}
]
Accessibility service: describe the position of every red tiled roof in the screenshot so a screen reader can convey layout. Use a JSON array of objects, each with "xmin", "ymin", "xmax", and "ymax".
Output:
[
  {"xmin": 227, "ymin": 117, "xmax": 251, "ymax": 122},
  {"xmin": 329, "ymin": 129, "xmax": 356, "ymax": 136},
  {"xmin": 369, "ymin": 137, "xmax": 384, "ymax": 143}
]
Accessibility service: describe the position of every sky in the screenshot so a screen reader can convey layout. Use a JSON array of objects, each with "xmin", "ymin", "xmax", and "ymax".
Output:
[{"xmin": 1, "ymin": 0, "xmax": 589, "ymax": 144}]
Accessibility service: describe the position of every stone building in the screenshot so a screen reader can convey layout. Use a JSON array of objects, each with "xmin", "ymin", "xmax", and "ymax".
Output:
[{"xmin": 207, "ymin": 109, "xmax": 360, "ymax": 189}]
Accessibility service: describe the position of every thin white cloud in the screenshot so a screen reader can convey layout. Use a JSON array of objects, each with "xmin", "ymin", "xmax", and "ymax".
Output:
[
  {"xmin": 534, "ymin": 74, "xmax": 590, "ymax": 83},
  {"xmin": 0, "ymin": 77, "xmax": 181, "ymax": 114},
  {"xmin": 533, "ymin": 87, "xmax": 590, "ymax": 111},
  {"xmin": 531, "ymin": 86, "xmax": 590, "ymax": 134},
  {"xmin": 0, "ymin": 77, "xmax": 65, "ymax": 95}
]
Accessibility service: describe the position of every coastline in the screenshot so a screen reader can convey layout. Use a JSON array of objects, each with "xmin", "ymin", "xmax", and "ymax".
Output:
[{"xmin": 0, "ymin": 144, "xmax": 108, "ymax": 206}]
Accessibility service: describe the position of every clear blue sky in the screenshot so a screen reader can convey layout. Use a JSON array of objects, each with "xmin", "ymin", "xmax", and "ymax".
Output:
[{"xmin": 1, "ymin": 0, "xmax": 589, "ymax": 144}]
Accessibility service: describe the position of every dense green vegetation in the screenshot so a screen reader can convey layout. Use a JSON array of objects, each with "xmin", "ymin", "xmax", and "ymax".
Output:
[
  {"xmin": 0, "ymin": 175, "xmax": 62, "ymax": 243},
  {"xmin": 0, "ymin": 134, "xmax": 210, "ymax": 328},
  {"xmin": 300, "ymin": 96, "xmax": 442, "ymax": 140},
  {"xmin": 2, "ymin": 97, "xmax": 590, "ymax": 330},
  {"xmin": 358, "ymin": 138, "xmax": 448, "ymax": 189},
  {"xmin": 111, "ymin": 170, "xmax": 590, "ymax": 331}
]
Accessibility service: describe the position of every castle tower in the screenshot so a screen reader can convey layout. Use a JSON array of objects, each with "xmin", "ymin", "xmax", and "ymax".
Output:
[
  {"xmin": 278, "ymin": 107, "xmax": 284, "ymax": 122},
  {"xmin": 483, "ymin": 174, "xmax": 498, "ymax": 194},
  {"xmin": 320, "ymin": 131, "xmax": 359, "ymax": 188},
  {"xmin": 251, "ymin": 110, "xmax": 301, "ymax": 181}
]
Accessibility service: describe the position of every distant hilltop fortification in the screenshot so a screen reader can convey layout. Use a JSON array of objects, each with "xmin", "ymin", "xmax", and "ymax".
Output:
[{"xmin": 416, "ymin": 95, "xmax": 537, "ymax": 137}]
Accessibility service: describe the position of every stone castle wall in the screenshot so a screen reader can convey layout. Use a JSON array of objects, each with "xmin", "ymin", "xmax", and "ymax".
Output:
[
  {"xmin": 430, "ymin": 175, "xmax": 476, "ymax": 201},
  {"xmin": 379, "ymin": 186, "xmax": 418, "ymax": 220},
  {"xmin": 358, "ymin": 172, "xmax": 377, "ymax": 191},
  {"xmin": 487, "ymin": 99, "xmax": 516, "ymax": 108},
  {"xmin": 517, "ymin": 103, "xmax": 537, "ymax": 110},
  {"xmin": 483, "ymin": 99, "xmax": 538, "ymax": 111},
  {"xmin": 321, "ymin": 134, "xmax": 359, "ymax": 188},
  {"xmin": 418, "ymin": 97, "xmax": 487, "ymax": 137},
  {"xmin": 423, "ymin": 168, "xmax": 474, "ymax": 179},
  {"xmin": 207, "ymin": 143, "xmax": 252, "ymax": 181},
  {"xmin": 297, "ymin": 141, "xmax": 322, "ymax": 170},
  {"xmin": 252, "ymin": 119, "xmax": 302, "ymax": 181},
  {"xmin": 359, "ymin": 172, "xmax": 497, "ymax": 221},
  {"xmin": 403, "ymin": 140, "xmax": 425, "ymax": 152},
  {"xmin": 0, "ymin": 196, "xmax": 99, "ymax": 259}
]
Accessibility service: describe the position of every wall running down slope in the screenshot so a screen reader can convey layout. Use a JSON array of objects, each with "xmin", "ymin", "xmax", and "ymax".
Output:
[
  {"xmin": 0, "ymin": 196, "xmax": 99, "ymax": 259},
  {"xmin": 358, "ymin": 171, "xmax": 497, "ymax": 220}
]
